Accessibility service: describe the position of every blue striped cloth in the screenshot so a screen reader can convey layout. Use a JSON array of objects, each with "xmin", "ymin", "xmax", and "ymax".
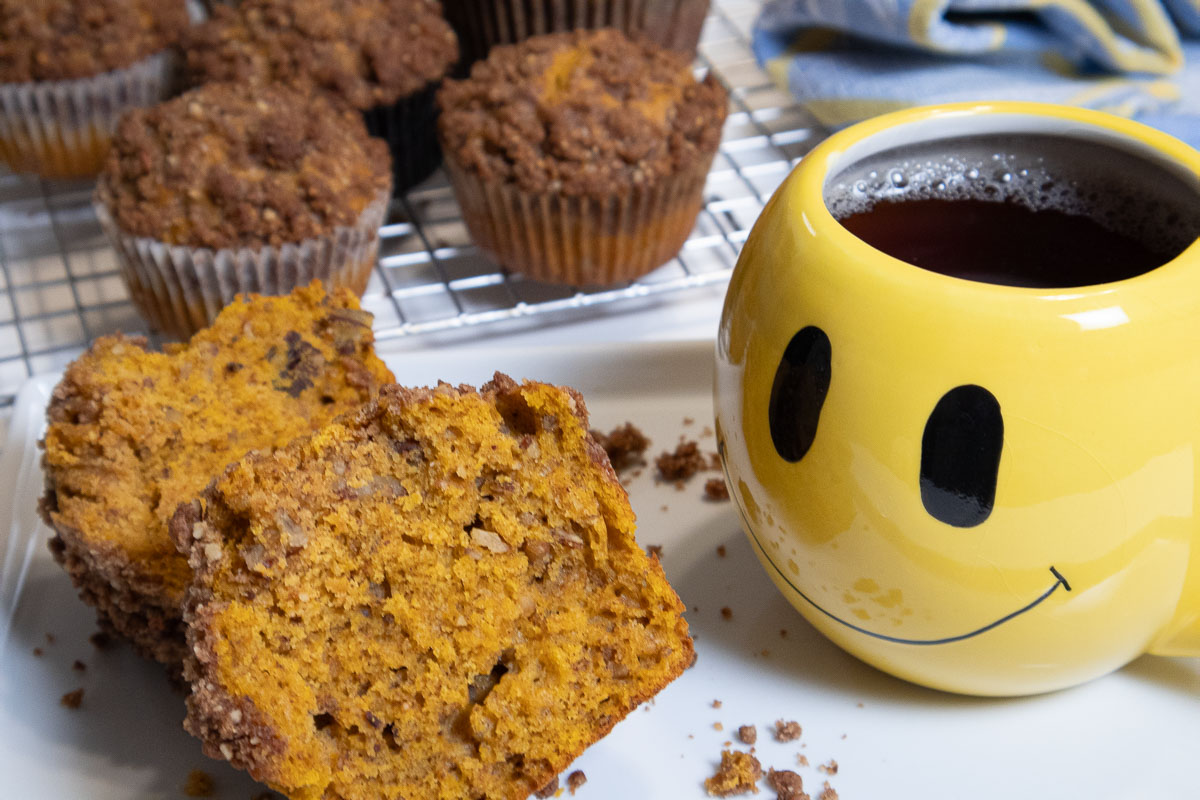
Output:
[{"xmin": 753, "ymin": 0, "xmax": 1200, "ymax": 147}]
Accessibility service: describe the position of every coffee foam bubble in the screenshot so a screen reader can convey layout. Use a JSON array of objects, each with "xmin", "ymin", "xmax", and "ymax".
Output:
[{"xmin": 826, "ymin": 134, "xmax": 1200, "ymax": 256}]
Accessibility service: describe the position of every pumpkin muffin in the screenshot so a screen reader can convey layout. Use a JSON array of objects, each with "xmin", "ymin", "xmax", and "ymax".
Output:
[
  {"xmin": 438, "ymin": 28, "xmax": 728, "ymax": 285},
  {"xmin": 183, "ymin": 0, "xmax": 458, "ymax": 193},
  {"xmin": 0, "ymin": 0, "xmax": 188, "ymax": 178},
  {"xmin": 172, "ymin": 374, "xmax": 693, "ymax": 800},
  {"xmin": 39, "ymin": 283, "xmax": 394, "ymax": 668},
  {"xmin": 95, "ymin": 81, "xmax": 391, "ymax": 339},
  {"xmin": 443, "ymin": 0, "xmax": 711, "ymax": 68}
]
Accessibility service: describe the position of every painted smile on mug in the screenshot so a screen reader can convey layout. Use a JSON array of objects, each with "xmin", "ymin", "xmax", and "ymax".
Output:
[{"xmin": 728, "ymin": 324, "xmax": 1077, "ymax": 645}]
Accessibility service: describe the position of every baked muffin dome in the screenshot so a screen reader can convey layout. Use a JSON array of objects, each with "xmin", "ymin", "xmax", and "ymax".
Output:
[
  {"xmin": 437, "ymin": 28, "xmax": 727, "ymax": 285},
  {"xmin": 183, "ymin": 0, "xmax": 458, "ymax": 193},
  {"xmin": 438, "ymin": 28, "xmax": 726, "ymax": 195},
  {"xmin": 183, "ymin": 0, "xmax": 458, "ymax": 111},
  {"xmin": 0, "ymin": 0, "xmax": 189, "ymax": 83},
  {"xmin": 97, "ymin": 81, "xmax": 390, "ymax": 250}
]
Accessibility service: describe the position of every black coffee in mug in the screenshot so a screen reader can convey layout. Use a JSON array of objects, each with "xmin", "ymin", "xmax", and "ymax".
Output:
[{"xmin": 826, "ymin": 134, "xmax": 1200, "ymax": 288}]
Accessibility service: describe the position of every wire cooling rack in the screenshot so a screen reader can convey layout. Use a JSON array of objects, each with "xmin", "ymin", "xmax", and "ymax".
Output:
[{"xmin": 0, "ymin": 0, "xmax": 822, "ymax": 437}]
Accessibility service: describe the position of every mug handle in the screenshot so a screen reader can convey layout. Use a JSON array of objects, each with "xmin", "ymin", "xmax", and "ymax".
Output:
[{"xmin": 1147, "ymin": 561, "xmax": 1200, "ymax": 656}]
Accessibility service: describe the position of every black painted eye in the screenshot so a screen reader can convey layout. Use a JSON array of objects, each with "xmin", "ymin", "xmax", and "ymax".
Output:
[
  {"xmin": 920, "ymin": 385, "xmax": 1003, "ymax": 527},
  {"xmin": 769, "ymin": 326, "xmax": 831, "ymax": 463}
]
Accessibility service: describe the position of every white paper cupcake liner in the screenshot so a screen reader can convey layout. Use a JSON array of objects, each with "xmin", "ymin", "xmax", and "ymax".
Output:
[
  {"xmin": 446, "ymin": 0, "xmax": 711, "ymax": 67},
  {"xmin": 0, "ymin": 51, "xmax": 176, "ymax": 179},
  {"xmin": 444, "ymin": 155, "xmax": 713, "ymax": 285},
  {"xmin": 96, "ymin": 189, "xmax": 389, "ymax": 340}
]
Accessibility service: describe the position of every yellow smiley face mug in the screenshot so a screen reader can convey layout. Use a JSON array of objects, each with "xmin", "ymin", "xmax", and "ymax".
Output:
[{"xmin": 713, "ymin": 102, "xmax": 1200, "ymax": 696}]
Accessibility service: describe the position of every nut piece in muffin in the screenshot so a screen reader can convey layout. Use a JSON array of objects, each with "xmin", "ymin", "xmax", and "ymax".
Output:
[
  {"xmin": 96, "ymin": 82, "xmax": 392, "ymax": 339},
  {"xmin": 443, "ymin": 0, "xmax": 711, "ymax": 68},
  {"xmin": 39, "ymin": 283, "xmax": 394, "ymax": 668},
  {"xmin": 183, "ymin": 0, "xmax": 459, "ymax": 191},
  {"xmin": 172, "ymin": 375, "xmax": 693, "ymax": 800},
  {"xmin": 438, "ymin": 28, "xmax": 728, "ymax": 285},
  {"xmin": 0, "ymin": 0, "xmax": 189, "ymax": 177}
]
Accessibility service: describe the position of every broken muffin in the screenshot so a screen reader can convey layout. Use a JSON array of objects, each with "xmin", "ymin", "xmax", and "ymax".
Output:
[{"xmin": 173, "ymin": 375, "xmax": 693, "ymax": 800}]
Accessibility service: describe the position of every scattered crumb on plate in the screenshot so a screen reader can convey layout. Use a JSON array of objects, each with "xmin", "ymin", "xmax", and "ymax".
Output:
[
  {"xmin": 766, "ymin": 768, "xmax": 807, "ymax": 800},
  {"xmin": 59, "ymin": 689, "xmax": 84, "ymax": 709},
  {"xmin": 774, "ymin": 720, "xmax": 802, "ymax": 742},
  {"xmin": 182, "ymin": 770, "xmax": 214, "ymax": 797},
  {"xmin": 704, "ymin": 750, "xmax": 763, "ymax": 796}
]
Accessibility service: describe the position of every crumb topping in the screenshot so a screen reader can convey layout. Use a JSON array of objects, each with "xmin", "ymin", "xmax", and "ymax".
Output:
[
  {"xmin": 184, "ymin": 0, "xmax": 458, "ymax": 109},
  {"xmin": 774, "ymin": 720, "xmax": 802, "ymax": 743},
  {"xmin": 591, "ymin": 422, "xmax": 650, "ymax": 473},
  {"xmin": 0, "ymin": 0, "xmax": 188, "ymax": 82},
  {"xmin": 438, "ymin": 29, "xmax": 727, "ymax": 195},
  {"xmin": 98, "ymin": 82, "xmax": 390, "ymax": 249},
  {"xmin": 766, "ymin": 768, "xmax": 807, "ymax": 800}
]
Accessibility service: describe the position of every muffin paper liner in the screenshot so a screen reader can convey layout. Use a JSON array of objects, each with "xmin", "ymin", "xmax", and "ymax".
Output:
[
  {"xmin": 362, "ymin": 84, "xmax": 443, "ymax": 194},
  {"xmin": 444, "ymin": 155, "xmax": 714, "ymax": 286},
  {"xmin": 445, "ymin": 0, "xmax": 711, "ymax": 67},
  {"xmin": 0, "ymin": 51, "xmax": 176, "ymax": 179},
  {"xmin": 96, "ymin": 188, "xmax": 389, "ymax": 340}
]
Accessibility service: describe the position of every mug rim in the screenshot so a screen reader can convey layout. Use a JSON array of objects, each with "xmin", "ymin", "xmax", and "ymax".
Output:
[{"xmin": 798, "ymin": 101, "xmax": 1200, "ymax": 300}]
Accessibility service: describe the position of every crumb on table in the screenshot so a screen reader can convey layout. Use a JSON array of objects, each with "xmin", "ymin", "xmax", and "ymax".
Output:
[
  {"xmin": 737, "ymin": 725, "xmax": 757, "ymax": 745},
  {"xmin": 183, "ymin": 769, "xmax": 214, "ymax": 797},
  {"xmin": 717, "ymin": 545, "xmax": 727, "ymax": 558},
  {"xmin": 819, "ymin": 781, "xmax": 839, "ymax": 800},
  {"xmin": 774, "ymin": 720, "xmax": 802, "ymax": 742},
  {"xmin": 766, "ymin": 768, "xmax": 808, "ymax": 800},
  {"xmin": 567, "ymin": 770, "xmax": 587, "ymax": 795},
  {"xmin": 712, "ymin": 699, "xmax": 722, "ymax": 709},
  {"xmin": 72, "ymin": 660, "xmax": 87, "ymax": 672},
  {"xmin": 533, "ymin": 775, "xmax": 559, "ymax": 798},
  {"xmin": 704, "ymin": 478, "xmax": 730, "ymax": 501},
  {"xmin": 656, "ymin": 440, "xmax": 706, "ymax": 482},
  {"xmin": 591, "ymin": 422, "xmax": 650, "ymax": 472},
  {"xmin": 721, "ymin": 607, "xmax": 733, "ymax": 620},
  {"xmin": 60, "ymin": 688, "xmax": 84, "ymax": 709},
  {"xmin": 704, "ymin": 749, "xmax": 763, "ymax": 796},
  {"xmin": 818, "ymin": 760, "xmax": 838, "ymax": 776}
]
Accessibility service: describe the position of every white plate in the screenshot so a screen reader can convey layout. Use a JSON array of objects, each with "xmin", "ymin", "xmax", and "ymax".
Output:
[{"xmin": 1, "ymin": 341, "xmax": 1197, "ymax": 799}]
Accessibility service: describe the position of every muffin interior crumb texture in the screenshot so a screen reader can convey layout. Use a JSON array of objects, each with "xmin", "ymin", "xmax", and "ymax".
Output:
[
  {"xmin": 0, "ymin": 0, "xmax": 189, "ymax": 82},
  {"xmin": 184, "ymin": 0, "xmax": 458, "ymax": 109},
  {"xmin": 174, "ymin": 375, "xmax": 693, "ymax": 800},
  {"xmin": 438, "ymin": 28, "xmax": 727, "ymax": 195},
  {"xmin": 98, "ymin": 82, "xmax": 391, "ymax": 249},
  {"xmin": 39, "ymin": 284, "xmax": 393, "ymax": 665}
]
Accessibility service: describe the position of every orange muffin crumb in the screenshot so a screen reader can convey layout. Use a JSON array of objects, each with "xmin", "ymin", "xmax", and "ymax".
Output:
[
  {"xmin": 705, "ymin": 750, "xmax": 762, "ymax": 796},
  {"xmin": 40, "ymin": 283, "xmax": 393, "ymax": 667},
  {"xmin": 173, "ymin": 375, "xmax": 693, "ymax": 800}
]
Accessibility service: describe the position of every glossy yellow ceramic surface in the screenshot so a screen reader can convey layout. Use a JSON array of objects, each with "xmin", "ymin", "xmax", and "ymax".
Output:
[{"xmin": 714, "ymin": 102, "xmax": 1200, "ymax": 696}]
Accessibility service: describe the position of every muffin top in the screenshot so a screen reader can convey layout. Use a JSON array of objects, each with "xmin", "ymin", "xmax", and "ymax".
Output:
[
  {"xmin": 437, "ymin": 29, "xmax": 728, "ymax": 195},
  {"xmin": 97, "ymin": 82, "xmax": 391, "ymax": 250},
  {"xmin": 184, "ymin": 0, "xmax": 458, "ymax": 110},
  {"xmin": 0, "ymin": 0, "xmax": 190, "ymax": 83}
]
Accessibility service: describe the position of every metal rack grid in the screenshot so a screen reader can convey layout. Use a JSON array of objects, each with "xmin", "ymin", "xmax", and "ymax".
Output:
[{"xmin": 0, "ymin": 0, "xmax": 822, "ymax": 430}]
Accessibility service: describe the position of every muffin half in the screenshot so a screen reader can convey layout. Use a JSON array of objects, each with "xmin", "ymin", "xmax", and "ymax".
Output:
[{"xmin": 40, "ymin": 283, "xmax": 394, "ymax": 668}]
